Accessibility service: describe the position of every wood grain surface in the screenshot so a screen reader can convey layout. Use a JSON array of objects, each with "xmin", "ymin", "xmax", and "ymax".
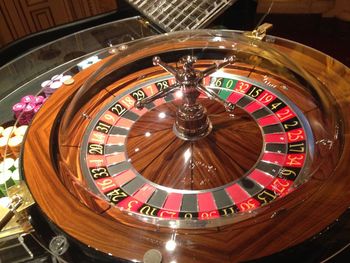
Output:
[
  {"xmin": 0, "ymin": 0, "xmax": 117, "ymax": 47},
  {"xmin": 127, "ymin": 101, "xmax": 262, "ymax": 190}
]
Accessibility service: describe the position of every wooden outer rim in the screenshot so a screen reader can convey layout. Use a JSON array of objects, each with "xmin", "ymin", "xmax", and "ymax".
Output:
[{"xmin": 23, "ymin": 45, "xmax": 350, "ymax": 262}]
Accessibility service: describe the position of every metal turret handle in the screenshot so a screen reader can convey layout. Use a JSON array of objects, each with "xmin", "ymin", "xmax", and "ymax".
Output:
[
  {"xmin": 135, "ymin": 55, "xmax": 236, "ymax": 109},
  {"xmin": 135, "ymin": 54, "xmax": 237, "ymax": 140}
]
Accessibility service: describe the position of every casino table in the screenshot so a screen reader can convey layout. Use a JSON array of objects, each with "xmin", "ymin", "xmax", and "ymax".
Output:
[{"xmin": 1, "ymin": 17, "xmax": 350, "ymax": 263}]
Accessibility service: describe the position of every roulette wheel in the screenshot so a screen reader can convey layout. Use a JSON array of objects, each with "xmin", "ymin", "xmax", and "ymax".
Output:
[{"xmin": 2, "ymin": 27, "xmax": 350, "ymax": 262}]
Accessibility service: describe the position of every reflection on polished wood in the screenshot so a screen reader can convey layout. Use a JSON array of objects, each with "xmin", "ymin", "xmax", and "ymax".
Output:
[
  {"xmin": 127, "ymin": 101, "xmax": 262, "ymax": 190},
  {"xmin": 22, "ymin": 43, "xmax": 350, "ymax": 263}
]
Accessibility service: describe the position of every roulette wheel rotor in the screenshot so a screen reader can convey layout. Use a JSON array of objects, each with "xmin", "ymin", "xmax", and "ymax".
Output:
[{"xmin": 18, "ymin": 29, "xmax": 350, "ymax": 262}]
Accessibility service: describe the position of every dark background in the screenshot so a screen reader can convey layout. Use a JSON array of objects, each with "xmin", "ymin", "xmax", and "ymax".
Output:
[
  {"xmin": 1, "ymin": 0, "xmax": 349, "ymax": 67},
  {"xmin": 217, "ymin": 0, "xmax": 350, "ymax": 67}
]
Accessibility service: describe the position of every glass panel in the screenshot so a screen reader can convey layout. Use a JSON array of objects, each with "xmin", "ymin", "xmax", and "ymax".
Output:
[
  {"xmin": 0, "ymin": 16, "xmax": 157, "ymax": 250},
  {"xmin": 1, "ymin": 27, "xmax": 350, "ymax": 262},
  {"xmin": 56, "ymin": 30, "xmax": 343, "ymax": 228}
]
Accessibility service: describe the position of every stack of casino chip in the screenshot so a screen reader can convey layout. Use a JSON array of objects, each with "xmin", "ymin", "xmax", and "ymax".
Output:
[
  {"xmin": 12, "ymin": 95, "xmax": 45, "ymax": 125},
  {"xmin": 0, "ymin": 126, "xmax": 15, "ymax": 158},
  {"xmin": 0, "ymin": 157, "xmax": 20, "ymax": 197},
  {"xmin": 0, "ymin": 125, "xmax": 24, "ymax": 196},
  {"xmin": 41, "ymin": 74, "xmax": 73, "ymax": 97},
  {"xmin": 77, "ymin": 55, "xmax": 101, "ymax": 70},
  {"xmin": 0, "ymin": 125, "xmax": 27, "ymax": 159}
]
